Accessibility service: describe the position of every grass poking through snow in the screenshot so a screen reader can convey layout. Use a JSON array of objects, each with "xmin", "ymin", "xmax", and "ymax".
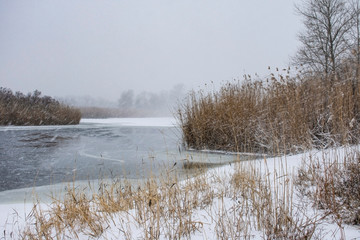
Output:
[{"xmin": 3, "ymin": 151, "xmax": 351, "ymax": 239}]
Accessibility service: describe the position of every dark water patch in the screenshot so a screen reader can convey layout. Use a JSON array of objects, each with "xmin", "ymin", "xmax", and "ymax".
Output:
[
  {"xmin": 0, "ymin": 123, "xmax": 182, "ymax": 192},
  {"xmin": 0, "ymin": 122, "xmax": 240, "ymax": 193}
]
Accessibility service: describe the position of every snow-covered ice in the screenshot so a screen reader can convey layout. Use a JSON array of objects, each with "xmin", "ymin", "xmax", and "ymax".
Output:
[{"xmin": 80, "ymin": 117, "xmax": 177, "ymax": 127}]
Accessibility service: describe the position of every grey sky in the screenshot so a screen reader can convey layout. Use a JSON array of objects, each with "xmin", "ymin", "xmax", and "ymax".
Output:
[{"xmin": 0, "ymin": 0, "xmax": 301, "ymax": 101}]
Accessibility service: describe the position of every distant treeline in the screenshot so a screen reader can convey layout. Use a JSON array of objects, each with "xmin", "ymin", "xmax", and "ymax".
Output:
[
  {"xmin": 79, "ymin": 105, "xmax": 172, "ymax": 118},
  {"xmin": 0, "ymin": 88, "xmax": 81, "ymax": 126},
  {"xmin": 64, "ymin": 84, "xmax": 186, "ymax": 118},
  {"xmin": 79, "ymin": 107, "xmax": 137, "ymax": 118}
]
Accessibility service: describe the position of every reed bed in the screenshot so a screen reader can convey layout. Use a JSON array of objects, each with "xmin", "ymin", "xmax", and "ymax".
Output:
[
  {"xmin": 0, "ymin": 88, "xmax": 81, "ymax": 126},
  {"xmin": 177, "ymin": 70, "xmax": 360, "ymax": 154}
]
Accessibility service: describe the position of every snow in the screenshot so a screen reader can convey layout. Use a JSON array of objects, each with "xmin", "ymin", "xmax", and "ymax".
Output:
[
  {"xmin": 1, "ymin": 147, "xmax": 360, "ymax": 239},
  {"xmin": 80, "ymin": 117, "xmax": 177, "ymax": 127},
  {"xmin": 0, "ymin": 117, "xmax": 178, "ymax": 132}
]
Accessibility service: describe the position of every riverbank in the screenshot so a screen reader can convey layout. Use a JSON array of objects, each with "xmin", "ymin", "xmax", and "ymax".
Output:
[{"xmin": 2, "ymin": 146, "xmax": 360, "ymax": 239}]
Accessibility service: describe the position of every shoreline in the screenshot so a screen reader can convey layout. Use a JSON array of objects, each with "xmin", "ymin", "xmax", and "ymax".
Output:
[{"xmin": 1, "ymin": 147, "xmax": 360, "ymax": 239}]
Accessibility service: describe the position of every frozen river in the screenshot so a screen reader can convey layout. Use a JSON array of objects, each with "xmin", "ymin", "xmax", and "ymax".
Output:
[{"xmin": 0, "ymin": 118, "xmax": 237, "ymax": 201}]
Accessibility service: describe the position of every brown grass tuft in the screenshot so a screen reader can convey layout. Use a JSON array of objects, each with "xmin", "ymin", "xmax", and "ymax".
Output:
[{"xmin": 296, "ymin": 149, "xmax": 360, "ymax": 226}]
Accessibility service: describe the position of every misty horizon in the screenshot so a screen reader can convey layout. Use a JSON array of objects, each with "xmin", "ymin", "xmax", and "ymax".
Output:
[{"xmin": 0, "ymin": 0, "xmax": 301, "ymax": 101}]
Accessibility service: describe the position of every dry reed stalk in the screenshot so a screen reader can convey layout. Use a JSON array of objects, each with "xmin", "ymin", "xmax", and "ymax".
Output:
[{"xmin": 296, "ymin": 148, "xmax": 360, "ymax": 226}]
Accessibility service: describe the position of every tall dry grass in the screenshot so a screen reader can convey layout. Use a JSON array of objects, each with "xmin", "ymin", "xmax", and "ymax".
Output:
[
  {"xmin": 3, "ymin": 156, "xmax": 330, "ymax": 239},
  {"xmin": 0, "ymin": 88, "xmax": 81, "ymax": 126},
  {"xmin": 296, "ymin": 148, "xmax": 360, "ymax": 226},
  {"xmin": 177, "ymin": 70, "xmax": 360, "ymax": 154}
]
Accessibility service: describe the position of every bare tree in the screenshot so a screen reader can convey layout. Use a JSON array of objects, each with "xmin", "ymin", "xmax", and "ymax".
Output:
[
  {"xmin": 118, "ymin": 89, "xmax": 134, "ymax": 109},
  {"xmin": 349, "ymin": 0, "xmax": 360, "ymax": 72},
  {"xmin": 293, "ymin": 0, "xmax": 357, "ymax": 79},
  {"xmin": 348, "ymin": 0, "xmax": 360, "ymax": 116}
]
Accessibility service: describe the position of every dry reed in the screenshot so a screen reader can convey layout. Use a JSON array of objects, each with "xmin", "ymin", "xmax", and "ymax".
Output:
[
  {"xmin": 296, "ymin": 148, "xmax": 360, "ymax": 226},
  {"xmin": 177, "ymin": 70, "xmax": 360, "ymax": 154},
  {"xmin": 0, "ymin": 88, "xmax": 81, "ymax": 126}
]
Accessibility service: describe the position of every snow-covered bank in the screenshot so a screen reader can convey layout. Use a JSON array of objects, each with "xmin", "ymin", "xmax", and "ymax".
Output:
[
  {"xmin": 80, "ymin": 117, "xmax": 177, "ymax": 127},
  {"xmin": 1, "ymin": 147, "xmax": 360, "ymax": 239}
]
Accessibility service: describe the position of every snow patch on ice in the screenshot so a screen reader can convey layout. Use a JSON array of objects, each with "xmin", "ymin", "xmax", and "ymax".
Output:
[{"xmin": 80, "ymin": 117, "xmax": 177, "ymax": 127}]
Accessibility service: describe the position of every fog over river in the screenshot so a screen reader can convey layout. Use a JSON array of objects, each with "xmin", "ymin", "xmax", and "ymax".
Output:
[{"xmin": 0, "ymin": 118, "xmax": 237, "ymax": 203}]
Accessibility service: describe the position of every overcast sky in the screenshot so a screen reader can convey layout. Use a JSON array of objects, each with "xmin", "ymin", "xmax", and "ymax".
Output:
[{"xmin": 0, "ymin": 0, "xmax": 301, "ymax": 101}]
